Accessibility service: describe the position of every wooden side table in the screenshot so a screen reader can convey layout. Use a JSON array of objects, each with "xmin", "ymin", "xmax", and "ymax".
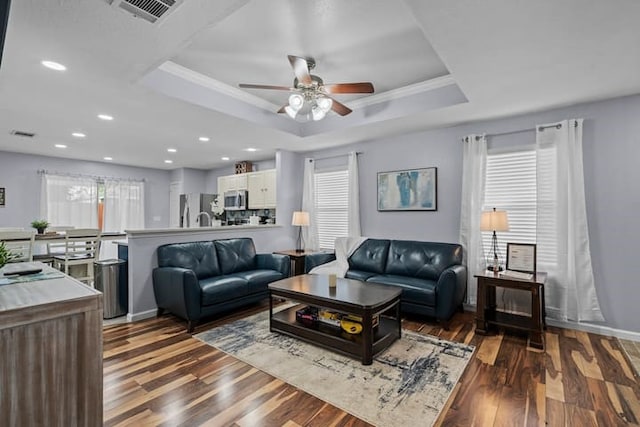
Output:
[
  {"xmin": 273, "ymin": 250, "xmax": 317, "ymax": 276},
  {"xmin": 475, "ymin": 271, "xmax": 547, "ymax": 349}
]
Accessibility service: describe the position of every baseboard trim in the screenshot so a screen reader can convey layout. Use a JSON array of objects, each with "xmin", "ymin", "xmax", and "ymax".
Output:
[
  {"xmin": 463, "ymin": 303, "xmax": 640, "ymax": 342},
  {"xmin": 545, "ymin": 318, "xmax": 640, "ymax": 342},
  {"xmin": 127, "ymin": 308, "xmax": 157, "ymax": 323}
]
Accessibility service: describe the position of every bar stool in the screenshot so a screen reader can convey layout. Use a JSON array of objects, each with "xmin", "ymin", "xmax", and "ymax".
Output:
[
  {"xmin": 0, "ymin": 230, "xmax": 36, "ymax": 262},
  {"xmin": 52, "ymin": 228, "xmax": 101, "ymax": 286}
]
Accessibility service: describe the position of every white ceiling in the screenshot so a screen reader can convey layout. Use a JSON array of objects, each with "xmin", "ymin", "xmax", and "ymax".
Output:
[{"xmin": 1, "ymin": 0, "xmax": 639, "ymax": 170}]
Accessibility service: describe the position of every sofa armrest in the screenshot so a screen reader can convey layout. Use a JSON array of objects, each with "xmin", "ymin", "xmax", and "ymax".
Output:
[
  {"xmin": 152, "ymin": 267, "xmax": 202, "ymax": 321},
  {"xmin": 434, "ymin": 265, "xmax": 467, "ymax": 321},
  {"xmin": 256, "ymin": 253, "xmax": 290, "ymax": 277},
  {"xmin": 304, "ymin": 252, "xmax": 337, "ymax": 273}
]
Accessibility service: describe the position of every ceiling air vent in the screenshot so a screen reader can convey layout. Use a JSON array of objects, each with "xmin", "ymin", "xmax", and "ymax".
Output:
[
  {"xmin": 106, "ymin": 0, "xmax": 181, "ymax": 24},
  {"xmin": 10, "ymin": 130, "xmax": 36, "ymax": 138}
]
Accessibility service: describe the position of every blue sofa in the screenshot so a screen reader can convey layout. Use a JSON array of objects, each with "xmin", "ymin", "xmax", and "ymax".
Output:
[
  {"xmin": 152, "ymin": 238, "xmax": 289, "ymax": 332},
  {"xmin": 305, "ymin": 238, "xmax": 466, "ymax": 328}
]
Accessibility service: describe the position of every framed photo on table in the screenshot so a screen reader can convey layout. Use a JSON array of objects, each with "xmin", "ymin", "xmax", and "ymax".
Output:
[{"xmin": 506, "ymin": 243, "xmax": 537, "ymax": 274}]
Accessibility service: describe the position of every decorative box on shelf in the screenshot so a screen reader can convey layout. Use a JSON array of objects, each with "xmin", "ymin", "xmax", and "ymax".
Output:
[{"xmin": 235, "ymin": 161, "xmax": 253, "ymax": 174}]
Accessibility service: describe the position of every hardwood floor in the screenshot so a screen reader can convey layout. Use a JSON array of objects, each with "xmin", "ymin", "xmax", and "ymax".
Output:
[{"xmin": 103, "ymin": 301, "xmax": 640, "ymax": 426}]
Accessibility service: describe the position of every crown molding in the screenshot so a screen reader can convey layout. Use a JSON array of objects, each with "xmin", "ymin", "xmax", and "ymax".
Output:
[
  {"xmin": 158, "ymin": 61, "xmax": 280, "ymax": 112},
  {"xmin": 347, "ymin": 74, "xmax": 456, "ymax": 109}
]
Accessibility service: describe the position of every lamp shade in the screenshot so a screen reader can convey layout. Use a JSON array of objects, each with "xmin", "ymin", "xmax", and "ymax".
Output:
[
  {"xmin": 480, "ymin": 209, "xmax": 509, "ymax": 232},
  {"xmin": 291, "ymin": 211, "xmax": 310, "ymax": 227}
]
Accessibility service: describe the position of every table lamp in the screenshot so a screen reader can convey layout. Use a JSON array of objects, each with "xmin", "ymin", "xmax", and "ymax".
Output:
[
  {"xmin": 480, "ymin": 207, "xmax": 509, "ymax": 272},
  {"xmin": 291, "ymin": 211, "xmax": 310, "ymax": 253}
]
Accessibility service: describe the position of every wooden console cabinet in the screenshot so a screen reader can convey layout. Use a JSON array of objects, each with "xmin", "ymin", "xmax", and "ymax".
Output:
[{"xmin": 0, "ymin": 264, "xmax": 103, "ymax": 426}]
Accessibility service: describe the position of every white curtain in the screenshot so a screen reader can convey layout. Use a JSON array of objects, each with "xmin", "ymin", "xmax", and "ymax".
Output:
[
  {"xmin": 459, "ymin": 134, "xmax": 487, "ymax": 305},
  {"xmin": 103, "ymin": 179, "xmax": 145, "ymax": 233},
  {"xmin": 40, "ymin": 174, "xmax": 98, "ymax": 228},
  {"xmin": 301, "ymin": 158, "xmax": 319, "ymax": 250},
  {"xmin": 536, "ymin": 119, "xmax": 604, "ymax": 322},
  {"xmin": 347, "ymin": 151, "xmax": 361, "ymax": 237}
]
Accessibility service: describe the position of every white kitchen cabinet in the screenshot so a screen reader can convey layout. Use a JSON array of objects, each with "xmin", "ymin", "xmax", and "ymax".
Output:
[
  {"xmin": 217, "ymin": 173, "xmax": 248, "ymax": 196},
  {"xmin": 247, "ymin": 169, "xmax": 277, "ymax": 209}
]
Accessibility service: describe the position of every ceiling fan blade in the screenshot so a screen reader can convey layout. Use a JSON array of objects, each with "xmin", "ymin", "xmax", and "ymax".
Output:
[
  {"xmin": 323, "ymin": 82, "xmax": 374, "ymax": 94},
  {"xmin": 288, "ymin": 55, "xmax": 313, "ymax": 86},
  {"xmin": 327, "ymin": 97, "xmax": 352, "ymax": 116},
  {"xmin": 238, "ymin": 83, "xmax": 292, "ymax": 91}
]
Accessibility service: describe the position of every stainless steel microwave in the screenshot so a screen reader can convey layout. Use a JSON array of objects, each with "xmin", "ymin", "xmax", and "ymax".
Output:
[{"xmin": 223, "ymin": 190, "xmax": 247, "ymax": 211}]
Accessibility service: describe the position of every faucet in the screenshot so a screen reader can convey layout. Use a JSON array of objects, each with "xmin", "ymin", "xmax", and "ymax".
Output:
[{"xmin": 195, "ymin": 211, "xmax": 211, "ymax": 227}]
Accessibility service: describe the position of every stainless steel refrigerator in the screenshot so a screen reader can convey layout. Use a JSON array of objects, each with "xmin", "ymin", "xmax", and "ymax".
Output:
[{"xmin": 179, "ymin": 193, "xmax": 216, "ymax": 228}]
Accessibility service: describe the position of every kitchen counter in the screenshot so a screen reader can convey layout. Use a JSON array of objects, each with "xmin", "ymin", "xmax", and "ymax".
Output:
[{"xmin": 125, "ymin": 224, "xmax": 279, "ymax": 237}]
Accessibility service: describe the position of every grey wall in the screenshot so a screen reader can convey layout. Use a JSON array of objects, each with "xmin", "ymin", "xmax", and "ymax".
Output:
[
  {"xmin": 0, "ymin": 151, "xmax": 171, "ymax": 229},
  {"xmin": 306, "ymin": 94, "xmax": 640, "ymax": 334}
]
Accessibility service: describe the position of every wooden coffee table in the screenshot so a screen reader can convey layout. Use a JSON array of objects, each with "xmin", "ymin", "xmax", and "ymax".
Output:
[{"xmin": 268, "ymin": 274, "xmax": 402, "ymax": 365}]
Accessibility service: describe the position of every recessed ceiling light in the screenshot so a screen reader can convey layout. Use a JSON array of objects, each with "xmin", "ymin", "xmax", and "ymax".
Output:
[
  {"xmin": 198, "ymin": 136, "xmax": 210, "ymax": 142},
  {"xmin": 97, "ymin": 114, "xmax": 113, "ymax": 121},
  {"xmin": 72, "ymin": 132, "xmax": 86, "ymax": 138},
  {"xmin": 164, "ymin": 160, "xmax": 173, "ymax": 164},
  {"xmin": 103, "ymin": 157, "xmax": 113, "ymax": 161},
  {"xmin": 41, "ymin": 60, "xmax": 66, "ymax": 71},
  {"xmin": 54, "ymin": 144, "xmax": 67, "ymax": 149},
  {"xmin": 243, "ymin": 147, "xmax": 258, "ymax": 152},
  {"xmin": 167, "ymin": 148, "xmax": 177, "ymax": 153},
  {"xmin": 221, "ymin": 156, "xmax": 230, "ymax": 161}
]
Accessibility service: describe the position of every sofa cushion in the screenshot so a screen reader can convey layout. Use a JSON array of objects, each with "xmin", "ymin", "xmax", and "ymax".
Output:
[
  {"xmin": 200, "ymin": 275, "xmax": 248, "ymax": 306},
  {"xmin": 215, "ymin": 238, "xmax": 257, "ymax": 274},
  {"xmin": 385, "ymin": 240, "xmax": 463, "ymax": 281},
  {"xmin": 157, "ymin": 241, "xmax": 220, "ymax": 279},
  {"xmin": 366, "ymin": 274, "xmax": 437, "ymax": 306},
  {"xmin": 348, "ymin": 239, "xmax": 390, "ymax": 274},
  {"xmin": 345, "ymin": 270, "xmax": 377, "ymax": 282},
  {"xmin": 232, "ymin": 269, "xmax": 286, "ymax": 294}
]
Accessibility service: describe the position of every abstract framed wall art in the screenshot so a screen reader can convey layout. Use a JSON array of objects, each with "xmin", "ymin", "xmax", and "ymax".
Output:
[{"xmin": 377, "ymin": 167, "xmax": 437, "ymax": 211}]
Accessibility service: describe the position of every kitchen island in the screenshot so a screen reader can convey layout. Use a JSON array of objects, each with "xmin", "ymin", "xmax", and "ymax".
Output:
[{"xmin": 124, "ymin": 224, "xmax": 293, "ymax": 321}]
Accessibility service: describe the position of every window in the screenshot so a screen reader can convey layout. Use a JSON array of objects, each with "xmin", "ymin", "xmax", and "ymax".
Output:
[
  {"xmin": 314, "ymin": 168, "xmax": 348, "ymax": 250},
  {"xmin": 482, "ymin": 146, "xmax": 556, "ymax": 267},
  {"xmin": 41, "ymin": 173, "xmax": 144, "ymax": 233}
]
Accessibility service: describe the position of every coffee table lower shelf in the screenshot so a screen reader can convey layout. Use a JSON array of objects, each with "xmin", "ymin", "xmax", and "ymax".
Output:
[{"xmin": 270, "ymin": 304, "xmax": 399, "ymax": 365}]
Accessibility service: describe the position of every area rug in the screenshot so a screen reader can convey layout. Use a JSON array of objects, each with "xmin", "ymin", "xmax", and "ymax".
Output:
[{"xmin": 195, "ymin": 309, "xmax": 475, "ymax": 427}]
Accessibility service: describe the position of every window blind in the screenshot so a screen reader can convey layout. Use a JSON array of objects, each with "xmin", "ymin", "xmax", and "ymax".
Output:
[
  {"xmin": 483, "ymin": 149, "xmax": 537, "ymax": 263},
  {"xmin": 314, "ymin": 169, "xmax": 349, "ymax": 250}
]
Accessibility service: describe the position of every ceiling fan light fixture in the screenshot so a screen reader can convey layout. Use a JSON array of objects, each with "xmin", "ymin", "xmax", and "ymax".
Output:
[
  {"xmin": 239, "ymin": 55, "xmax": 372, "ymax": 123},
  {"xmin": 288, "ymin": 93, "xmax": 304, "ymax": 110},
  {"xmin": 284, "ymin": 105, "xmax": 298, "ymax": 119},
  {"xmin": 317, "ymin": 96, "xmax": 332, "ymax": 112},
  {"xmin": 311, "ymin": 106, "xmax": 326, "ymax": 121}
]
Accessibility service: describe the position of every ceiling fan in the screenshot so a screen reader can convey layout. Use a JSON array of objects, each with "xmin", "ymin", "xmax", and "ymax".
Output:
[{"xmin": 238, "ymin": 55, "xmax": 374, "ymax": 122}]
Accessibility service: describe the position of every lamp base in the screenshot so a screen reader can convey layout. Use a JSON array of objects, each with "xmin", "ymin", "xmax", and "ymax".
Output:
[
  {"xmin": 295, "ymin": 249, "xmax": 305, "ymax": 253},
  {"xmin": 486, "ymin": 265, "xmax": 503, "ymax": 272}
]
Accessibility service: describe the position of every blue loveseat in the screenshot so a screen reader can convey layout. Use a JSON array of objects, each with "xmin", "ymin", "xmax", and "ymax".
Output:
[
  {"xmin": 152, "ymin": 238, "xmax": 289, "ymax": 332},
  {"xmin": 305, "ymin": 238, "xmax": 467, "ymax": 328}
]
